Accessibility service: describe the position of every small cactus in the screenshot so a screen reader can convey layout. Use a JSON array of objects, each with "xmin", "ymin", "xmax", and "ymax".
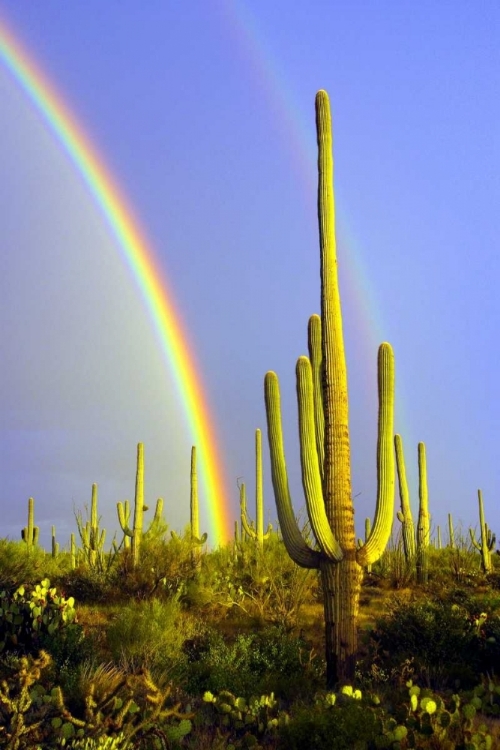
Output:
[
  {"xmin": 470, "ymin": 489, "xmax": 495, "ymax": 574},
  {"xmin": 21, "ymin": 497, "xmax": 39, "ymax": 551},
  {"xmin": 51, "ymin": 525, "xmax": 59, "ymax": 558},
  {"xmin": 76, "ymin": 484, "xmax": 106, "ymax": 568},
  {"xmin": 239, "ymin": 429, "xmax": 272, "ymax": 549},
  {"xmin": 395, "ymin": 434, "xmax": 416, "ymax": 562},
  {"xmin": 416, "ymin": 442, "xmax": 430, "ymax": 584}
]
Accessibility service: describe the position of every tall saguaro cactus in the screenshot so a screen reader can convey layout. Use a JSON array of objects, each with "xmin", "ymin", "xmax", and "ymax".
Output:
[
  {"xmin": 264, "ymin": 90, "xmax": 396, "ymax": 685},
  {"xmin": 240, "ymin": 429, "xmax": 272, "ymax": 548},
  {"xmin": 21, "ymin": 497, "xmax": 39, "ymax": 551},
  {"xmin": 117, "ymin": 443, "xmax": 164, "ymax": 568}
]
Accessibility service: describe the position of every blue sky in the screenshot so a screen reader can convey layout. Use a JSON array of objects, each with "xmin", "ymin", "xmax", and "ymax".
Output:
[{"xmin": 0, "ymin": 1, "xmax": 499, "ymax": 550}]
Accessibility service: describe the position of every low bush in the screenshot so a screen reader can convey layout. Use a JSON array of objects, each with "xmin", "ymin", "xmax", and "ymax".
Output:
[
  {"xmin": 365, "ymin": 595, "xmax": 500, "ymax": 689},
  {"xmin": 105, "ymin": 595, "xmax": 201, "ymax": 681},
  {"xmin": 184, "ymin": 625, "xmax": 322, "ymax": 701}
]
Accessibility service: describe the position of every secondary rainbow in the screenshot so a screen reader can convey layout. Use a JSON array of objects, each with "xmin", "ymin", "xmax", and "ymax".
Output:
[{"xmin": 0, "ymin": 19, "xmax": 233, "ymax": 544}]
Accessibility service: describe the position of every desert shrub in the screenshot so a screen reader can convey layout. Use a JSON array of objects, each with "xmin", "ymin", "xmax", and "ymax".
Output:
[
  {"xmin": 0, "ymin": 539, "xmax": 51, "ymax": 589},
  {"xmin": 115, "ymin": 531, "xmax": 200, "ymax": 601},
  {"xmin": 277, "ymin": 697, "xmax": 382, "ymax": 750},
  {"xmin": 205, "ymin": 532, "xmax": 317, "ymax": 629},
  {"xmin": 184, "ymin": 625, "xmax": 322, "ymax": 701},
  {"xmin": 367, "ymin": 596, "xmax": 487, "ymax": 689},
  {"xmin": 55, "ymin": 565, "xmax": 119, "ymax": 604},
  {"xmin": 105, "ymin": 595, "xmax": 201, "ymax": 680}
]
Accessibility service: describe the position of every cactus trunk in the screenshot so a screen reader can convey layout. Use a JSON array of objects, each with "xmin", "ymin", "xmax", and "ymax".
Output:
[{"xmin": 416, "ymin": 442, "xmax": 430, "ymax": 584}]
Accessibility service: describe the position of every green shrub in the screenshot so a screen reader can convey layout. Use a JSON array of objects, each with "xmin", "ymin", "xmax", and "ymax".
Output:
[
  {"xmin": 366, "ymin": 596, "xmax": 486, "ymax": 689},
  {"xmin": 55, "ymin": 566, "xmax": 119, "ymax": 604},
  {"xmin": 184, "ymin": 626, "xmax": 322, "ymax": 700},
  {"xmin": 206, "ymin": 533, "xmax": 316, "ymax": 629},
  {"xmin": 105, "ymin": 595, "xmax": 200, "ymax": 680},
  {"xmin": 0, "ymin": 539, "xmax": 50, "ymax": 590},
  {"xmin": 277, "ymin": 698, "xmax": 382, "ymax": 750}
]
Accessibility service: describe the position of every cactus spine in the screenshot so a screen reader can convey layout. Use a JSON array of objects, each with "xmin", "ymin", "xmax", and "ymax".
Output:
[
  {"xmin": 21, "ymin": 497, "xmax": 39, "ymax": 551},
  {"xmin": 240, "ymin": 429, "xmax": 272, "ymax": 548},
  {"xmin": 470, "ymin": 489, "xmax": 495, "ymax": 574},
  {"xmin": 264, "ymin": 90, "xmax": 396, "ymax": 685},
  {"xmin": 117, "ymin": 443, "xmax": 164, "ymax": 568},
  {"xmin": 416, "ymin": 442, "xmax": 430, "ymax": 584},
  {"xmin": 394, "ymin": 434, "xmax": 416, "ymax": 562}
]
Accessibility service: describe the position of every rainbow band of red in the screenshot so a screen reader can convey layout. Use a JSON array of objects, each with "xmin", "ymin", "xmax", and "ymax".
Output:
[{"xmin": 0, "ymin": 19, "xmax": 232, "ymax": 545}]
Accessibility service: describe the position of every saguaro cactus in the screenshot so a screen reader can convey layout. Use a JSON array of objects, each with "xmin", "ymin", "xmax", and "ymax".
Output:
[
  {"xmin": 51, "ymin": 526, "xmax": 59, "ymax": 558},
  {"xmin": 394, "ymin": 434, "xmax": 416, "ymax": 561},
  {"xmin": 416, "ymin": 442, "xmax": 430, "ymax": 584},
  {"xmin": 448, "ymin": 512, "xmax": 455, "ymax": 548},
  {"xmin": 78, "ymin": 484, "xmax": 106, "ymax": 567},
  {"xmin": 470, "ymin": 489, "xmax": 495, "ymax": 574},
  {"xmin": 117, "ymin": 443, "xmax": 164, "ymax": 568},
  {"xmin": 189, "ymin": 446, "xmax": 207, "ymax": 546},
  {"xmin": 264, "ymin": 90, "xmax": 396, "ymax": 685},
  {"xmin": 21, "ymin": 497, "xmax": 39, "ymax": 551},
  {"xmin": 240, "ymin": 429, "xmax": 272, "ymax": 549}
]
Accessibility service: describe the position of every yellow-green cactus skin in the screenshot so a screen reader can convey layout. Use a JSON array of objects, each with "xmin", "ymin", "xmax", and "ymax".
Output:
[
  {"xmin": 416, "ymin": 442, "xmax": 430, "ymax": 584},
  {"xmin": 21, "ymin": 497, "xmax": 39, "ymax": 551},
  {"xmin": 240, "ymin": 429, "xmax": 272, "ymax": 549},
  {"xmin": 470, "ymin": 489, "xmax": 495, "ymax": 573},
  {"xmin": 264, "ymin": 90, "xmax": 396, "ymax": 685},
  {"xmin": 80, "ymin": 483, "xmax": 106, "ymax": 567},
  {"xmin": 448, "ymin": 512, "xmax": 455, "ymax": 548},
  {"xmin": 394, "ymin": 434, "xmax": 416, "ymax": 561},
  {"xmin": 117, "ymin": 443, "xmax": 164, "ymax": 568},
  {"xmin": 190, "ymin": 446, "xmax": 207, "ymax": 547}
]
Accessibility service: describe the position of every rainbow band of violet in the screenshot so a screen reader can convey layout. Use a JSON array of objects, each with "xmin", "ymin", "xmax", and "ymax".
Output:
[{"xmin": 0, "ymin": 17, "xmax": 232, "ymax": 545}]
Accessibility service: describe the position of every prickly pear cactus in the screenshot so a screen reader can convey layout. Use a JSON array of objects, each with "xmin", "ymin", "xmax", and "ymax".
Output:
[{"xmin": 0, "ymin": 578, "xmax": 76, "ymax": 653}]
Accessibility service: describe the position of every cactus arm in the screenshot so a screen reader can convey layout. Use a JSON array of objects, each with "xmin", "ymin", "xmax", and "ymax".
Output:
[
  {"xmin": 357, "ymin": 343, "xmax": 396, "ymax": 567},
  {"xmin": 296, "ymin": 356, "xmax": 343, "ymax": 561},
  {"xmin": 469, "ymin": 527, "xmax": 481, "ymax": 550},
  {"xmin": 117, "ymin": 500, "xmax": 133, "ymax": 537},
  {"xmin": 394, "ymin": 434, "xmax": 416, "ymax": 560},
  {"xmin": 264, "ymin": 371, "xmax": 321, "ymax": 569},
  {"xmin": 307, "ymin": 314, "xmax": 325, "ymax": 478},
  {"xmin": 239, "ymin": 483, "xmax": 256, "ymax": 538}
]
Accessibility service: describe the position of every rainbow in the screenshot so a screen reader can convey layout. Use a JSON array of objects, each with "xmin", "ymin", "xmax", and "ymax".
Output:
[{"xmin": 0, "ymin": 18, "xmax": 233, "ymax": 544}]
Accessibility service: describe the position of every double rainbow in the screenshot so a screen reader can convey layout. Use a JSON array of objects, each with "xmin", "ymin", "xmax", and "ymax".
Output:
[{"xmin": 0, "ymin": 19, "xmax": 233, "ymax": 544}]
